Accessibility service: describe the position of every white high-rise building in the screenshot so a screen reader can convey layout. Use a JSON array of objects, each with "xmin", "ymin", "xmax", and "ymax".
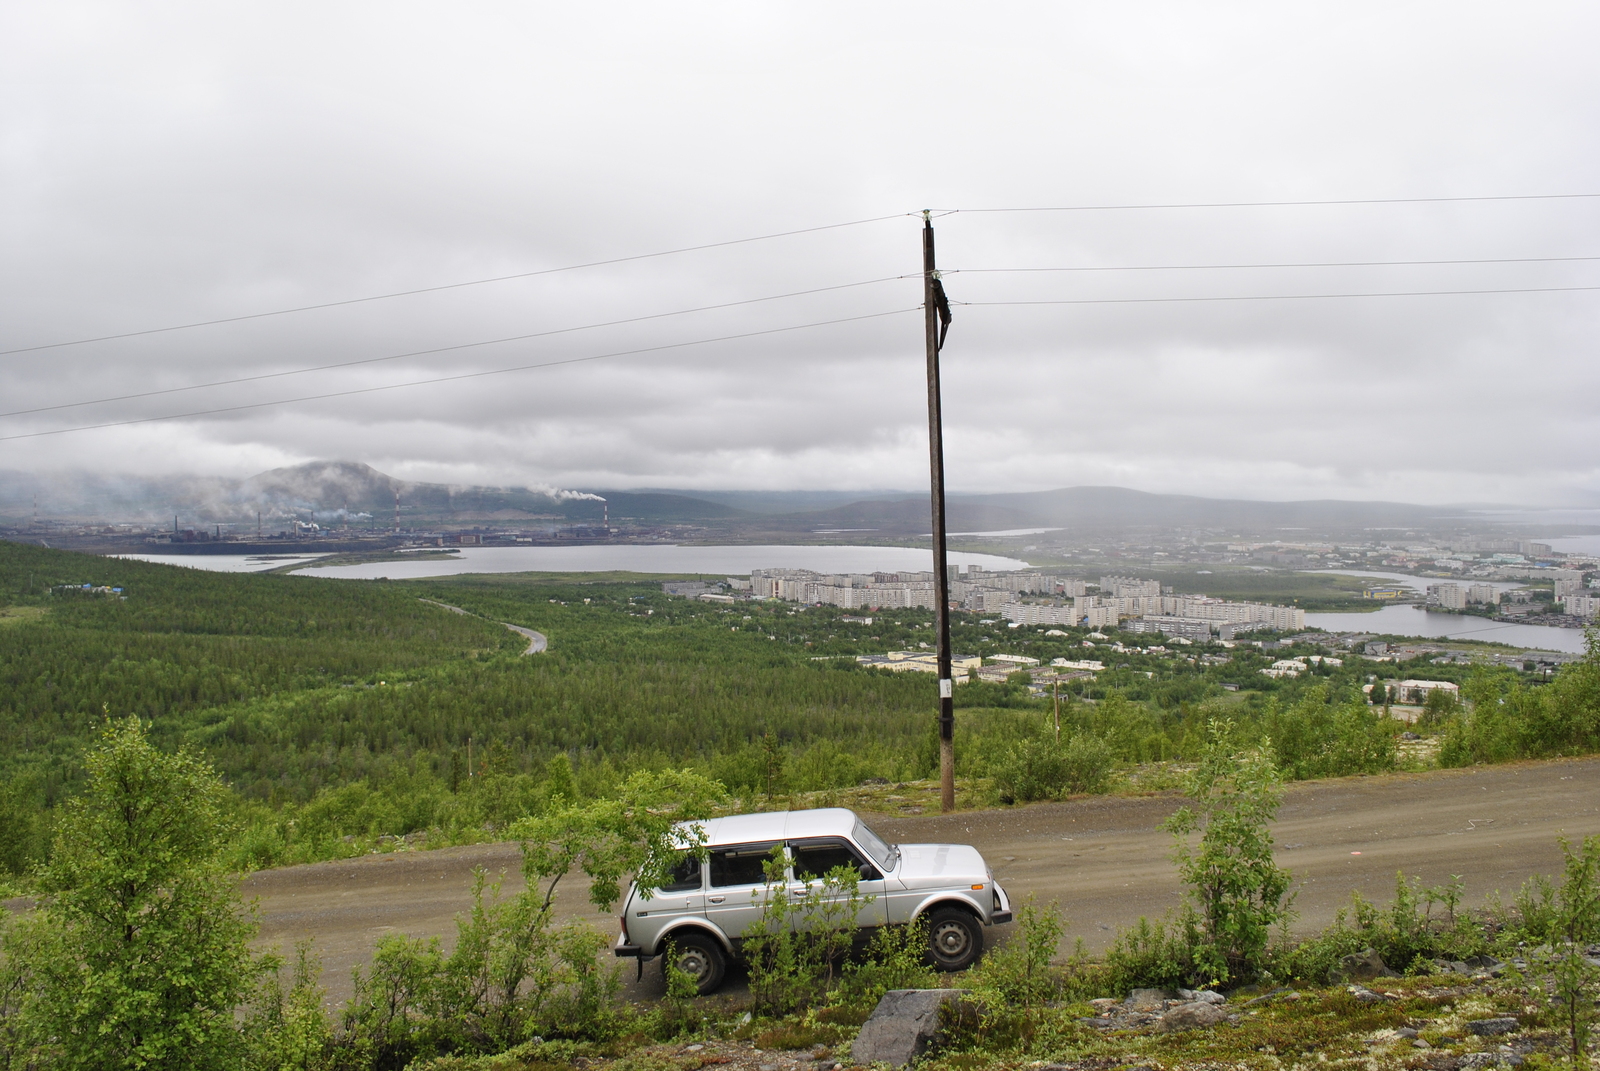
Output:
[{"xmin": 1563, "ymin": 593, "xmax": 1599, "ymax": 618}]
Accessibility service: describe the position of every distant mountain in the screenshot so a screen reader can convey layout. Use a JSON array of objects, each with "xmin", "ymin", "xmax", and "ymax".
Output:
[
  {"xmin": 0, "ymin": 460, "xmax": 1483, "ymax": 533},
  {"xmin": 641, "ymin": 488, "xmax": 924, "ymax": 514},
  {"xmin": 0, "ymin": 461, "xmax": 751, "ymax": 526},
  {"xmin": 746, "ymin": 486, "xmax": 1452, "ymax": 536},
  {"xmin": 953, "ymin": 486, "xmax": 1456, "ymax": 531}
]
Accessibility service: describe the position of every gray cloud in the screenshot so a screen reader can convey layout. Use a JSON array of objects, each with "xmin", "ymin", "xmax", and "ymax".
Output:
[{"xmin": 2, "ymin": 2, "xmax": 1598, "ymax": 505}]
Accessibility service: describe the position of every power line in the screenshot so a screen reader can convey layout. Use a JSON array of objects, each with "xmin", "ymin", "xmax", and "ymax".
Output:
[
  {"xmin": 951, "ymin": 192, "xmax": 1600, "ymax": 214},
  {"xmin": 0, "ymin": 274, "xmax": 913, "ymax": 419},
  {"xmin": 955, "ymin": 254, "xmax": 1600, "ymax": 274},
  {"xmin": 9, "ymin": 192, "xmax": 1597, "ymax": 357},
  {"xmin": 956, "ymin": 284, "xmax": 1600, "ymax": 307},
  {"xmin": 0, "ymin": 307, "xmax": 918, "ymax": 443},
  {"xmin": 0, "ymin": 212, "xmax": 913, "ymax": 358}
]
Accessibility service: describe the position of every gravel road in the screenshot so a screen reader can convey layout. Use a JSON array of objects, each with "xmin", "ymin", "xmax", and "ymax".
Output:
[
  {"xmin": 419, "ymin": 598, "xmax": 546, "ymax": 653},
  {"xmin": 242, "ymin": 755, "xmax": 1600, "ymax": 1005}
]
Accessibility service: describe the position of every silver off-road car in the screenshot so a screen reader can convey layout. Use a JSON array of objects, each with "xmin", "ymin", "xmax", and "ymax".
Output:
[{"xmin": 613, "ymin": 807, "xmax": 1012, "ymax": 993}]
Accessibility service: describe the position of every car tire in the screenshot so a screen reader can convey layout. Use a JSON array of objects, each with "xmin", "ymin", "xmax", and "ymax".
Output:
[
  {"xmin": 664, "ymin": 933, "xmax": 726, "ymax": 995},
  {"xmin": 925, "ymin": 907, "xmax": 983, "ymax": 972}
]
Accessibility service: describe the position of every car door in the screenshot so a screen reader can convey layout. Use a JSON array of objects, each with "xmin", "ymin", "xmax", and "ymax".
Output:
[
  {"xmin": 704, "ymin": 841, "xmax": 781, "ymax": 944},
  {"xmin": 787, "ymin": 836, "xmax": 888, "ymax": 931}
]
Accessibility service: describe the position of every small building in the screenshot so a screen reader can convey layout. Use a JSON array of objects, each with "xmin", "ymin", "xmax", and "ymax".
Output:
[
  {"xmin": 663, "ymin": 581, "xmax": 711, "ymax": 597},
  {"xmin": 1394, "ymin": 679, "xmax": 1460, "ymax": 704}
]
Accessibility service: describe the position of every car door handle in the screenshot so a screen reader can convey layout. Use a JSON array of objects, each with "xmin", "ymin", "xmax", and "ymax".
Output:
[{"xmin": 708, "ymin": 895, "xmax": 725, "ymax": 904}]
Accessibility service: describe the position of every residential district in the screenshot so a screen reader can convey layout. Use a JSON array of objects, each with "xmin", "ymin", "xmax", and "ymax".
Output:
[
  {"xmin": 663, "ymin": 569, "xmax": 1579, "ymax": 694},
  {"xmin": 727, "ymin": 568, "xmax": 1307, "ymax": 638}
]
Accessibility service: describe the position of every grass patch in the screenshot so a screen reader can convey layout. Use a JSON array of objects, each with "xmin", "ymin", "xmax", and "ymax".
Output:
[{"xmin": 751, "ymin": 1022, "xmax": 849, "ymax": 1050}]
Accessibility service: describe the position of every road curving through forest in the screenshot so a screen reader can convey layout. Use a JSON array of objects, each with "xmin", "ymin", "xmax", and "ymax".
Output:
[{"xmin": 419, "ymin": 598, "xmax": 546, "ymax": 654}]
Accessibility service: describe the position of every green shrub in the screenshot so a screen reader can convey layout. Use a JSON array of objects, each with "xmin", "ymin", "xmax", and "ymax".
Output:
[
  {"xmin": 830, "ymin": 920, "xmax": 937, "ymax": 1013},
  {"xmin": 1262, "ymin": 686, "xmax": 1397, "ymax": 780},
  {"xmin": 1103, "ymin": 911, "xmax": 1207, "ymax": 993},
  {"xmin": 1520, "ymin": 835, "xmax": 1600, "ymax": 1058},
  {"xmin": 1273, "ymin": 872, "xmax": 1492, "ymax": 983},
  {"xmin": 966, "ymin": 897, "xmax": 1064, "ymax": 1013},
  {"xmin": 1163, "ymin": 720, "xmax": 1293, "ymax": 985},
  {"xmin": 650, "ymin": 943, "xmax": 706, "ymax": 1040},
  {"xmin": 243, "ymin": 942, "xmax": 334, "ymax": 1071},
  {"xmin": 992, "ymin": 732, "xmax": 1112, "ymax": 804},
  {"xmin": 744, "ymin": 849, "xmax": 870, "ymax": 1016}
]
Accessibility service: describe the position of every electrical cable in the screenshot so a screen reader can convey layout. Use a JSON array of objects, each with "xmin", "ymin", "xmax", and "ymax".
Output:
[
  {"xmin": 9, "ymin": 192, "xmax": 1597, "ymax": 357},
  {"xmin": 0, "ymin": 307, "xmax": 918, "ymax": 443},
  {"xmin": 0, "ymin": 212, "xmax": 914, "ymax": 357},
  {"xmin": 0, "ymin": 274, "xmax": 914, "ymax": 419},
  {"xmin": 948, "ymin": 192, "xmax": 1600, "ymax": 214},
  {"xmin": 956, "ymin": 284, "xmax": 1600, "ymax": 307},
  {"xmin": 954, "ymin": 254, "xmax": 1600, "ymax": 274},
  {"xmin": 16, "ymin": 255, "xmax": 1577, "ymax": 418}
]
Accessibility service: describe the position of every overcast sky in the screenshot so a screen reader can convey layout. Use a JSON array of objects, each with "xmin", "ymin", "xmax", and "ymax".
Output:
[{"xmin": 2, "ymin": 3, "xmax": 1597, "ymax": 505}]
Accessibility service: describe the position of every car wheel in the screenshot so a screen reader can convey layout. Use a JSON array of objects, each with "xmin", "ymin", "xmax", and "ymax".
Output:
[
  {"xmin": 665, "ymin": 933, "xmax": 726, "ymax": 995},
  {"xmin": 925, "ymin": 907, "xmax": 983, "ymax": 971}
]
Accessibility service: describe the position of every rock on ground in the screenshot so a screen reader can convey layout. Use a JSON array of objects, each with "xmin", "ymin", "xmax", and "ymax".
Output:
[
  {"xmin": 1333, "ymin": 947, "xmax": 1397, "ymax": 983},
  {"xmin": 1160, "ymin": 1001, "xmax": 1230, "ymax": 1032},
  {"xmin": 850, "ymin": 989, "xmax": 966, "ymax": 1069},
  {"xmin": 1177, "ymin": 988, "xmax": 1227, "ymax": 1005},
  {"xmin": 1467, "ymin": 1018, "xmax": 1520, "ymax": 1037}
]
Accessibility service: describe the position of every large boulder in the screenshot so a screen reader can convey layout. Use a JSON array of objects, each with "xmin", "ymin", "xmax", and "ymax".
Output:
[
  {"xmin": 1332, "ymin": 947, "xmax": 1396, "ymax": 983},
  {"xmin": 1124, "ymin": 987, "xmax": 1179, "ymax": 1010},
  {"xmin": 1160, "ymin": 1001, "xmax": 1229, "ymax": 1032},
  {"xmin": 851, "ymin": 989, "xmax": 966, "ymax": 1068}
]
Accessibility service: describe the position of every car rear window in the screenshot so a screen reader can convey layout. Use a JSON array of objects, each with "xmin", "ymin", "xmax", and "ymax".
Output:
[
  {"xmin": 658, "ymin": 854, "xmax": 703, "ymax": 893},
  {"xmin": 708, "ymin": 842, "xmax": 778, "ymax": 887}
]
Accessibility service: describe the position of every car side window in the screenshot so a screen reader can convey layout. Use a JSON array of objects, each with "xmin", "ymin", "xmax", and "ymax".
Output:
[
  {"xmin": 790, "ymin": 838, "xmax": 881, "ymax": 882},
  {"xmin": 658, "ymin": 854, "xmax": 703, "ymax": 893},
  {"xmin": 708, "ymin": 842, "xmax": 778, "ymax": 887}
]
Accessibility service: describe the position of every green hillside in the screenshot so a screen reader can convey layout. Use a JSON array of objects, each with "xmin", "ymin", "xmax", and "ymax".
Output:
[{"xmin": 2, "ymin": 541, "xmax": 1592, "ymax": 880}]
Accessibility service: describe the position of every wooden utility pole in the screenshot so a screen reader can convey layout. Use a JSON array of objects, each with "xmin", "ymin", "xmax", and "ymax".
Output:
[
  {"xmin": 1053, "ymin": 677, "xmax": 1061, "ymax": 745},
  {"xmin": 922, "ymin": 211, "xmax": 956, "ymax": 813}
]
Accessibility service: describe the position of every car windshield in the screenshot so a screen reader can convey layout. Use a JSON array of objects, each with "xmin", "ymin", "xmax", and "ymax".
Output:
[{"xmin": 852, "ymin": 818, "xmax": 896, "ymax": 871}]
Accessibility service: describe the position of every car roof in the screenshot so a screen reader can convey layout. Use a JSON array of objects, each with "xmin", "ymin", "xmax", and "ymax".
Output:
[{"xmin": 683, "ymin": 807, "xmax": 860, "ymax": 847}]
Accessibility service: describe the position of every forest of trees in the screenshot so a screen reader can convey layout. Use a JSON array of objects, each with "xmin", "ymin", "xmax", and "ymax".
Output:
[{"xmin": 1, "ymin": 541, "xmax": 1595, "ymax": 879}]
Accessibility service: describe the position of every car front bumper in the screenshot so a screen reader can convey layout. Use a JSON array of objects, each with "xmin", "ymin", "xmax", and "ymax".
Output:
[{"xmin": 989, "ymin": 882, "xmax": 1013, "ymax": 925}]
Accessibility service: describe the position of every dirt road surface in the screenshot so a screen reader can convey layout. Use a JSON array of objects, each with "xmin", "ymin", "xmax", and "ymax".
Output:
[
  {"xmin": 418, "ymin": 598, "xmax": 547, "ymax": 654},
  {"xmin": 243, "ymin": 756, "xmax": 1600, "ymax": 1005}
]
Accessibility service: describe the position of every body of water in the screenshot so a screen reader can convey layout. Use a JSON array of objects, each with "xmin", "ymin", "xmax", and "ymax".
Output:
[
  {"xmin": 295, "ymin": 544, "xmax": 1031, "ymax": 580},
  {"xmin": 113, "ymin": 553, "xmax": 333, "ymax": 573},
  {"xmin": 1303, "ymin": 605, "xmax": 1587, "ymax": 654},
  {"xmin": 1544, "ymin": 536, "xmax": 1600, "ymax": 557},
  {"xmin": 1300, "ymin": 569, "xmax": 1584, "ymax": 652},
  {"xmin": 1310, "ymin": 568, "xmax": 1523, "ymax": 596}
]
